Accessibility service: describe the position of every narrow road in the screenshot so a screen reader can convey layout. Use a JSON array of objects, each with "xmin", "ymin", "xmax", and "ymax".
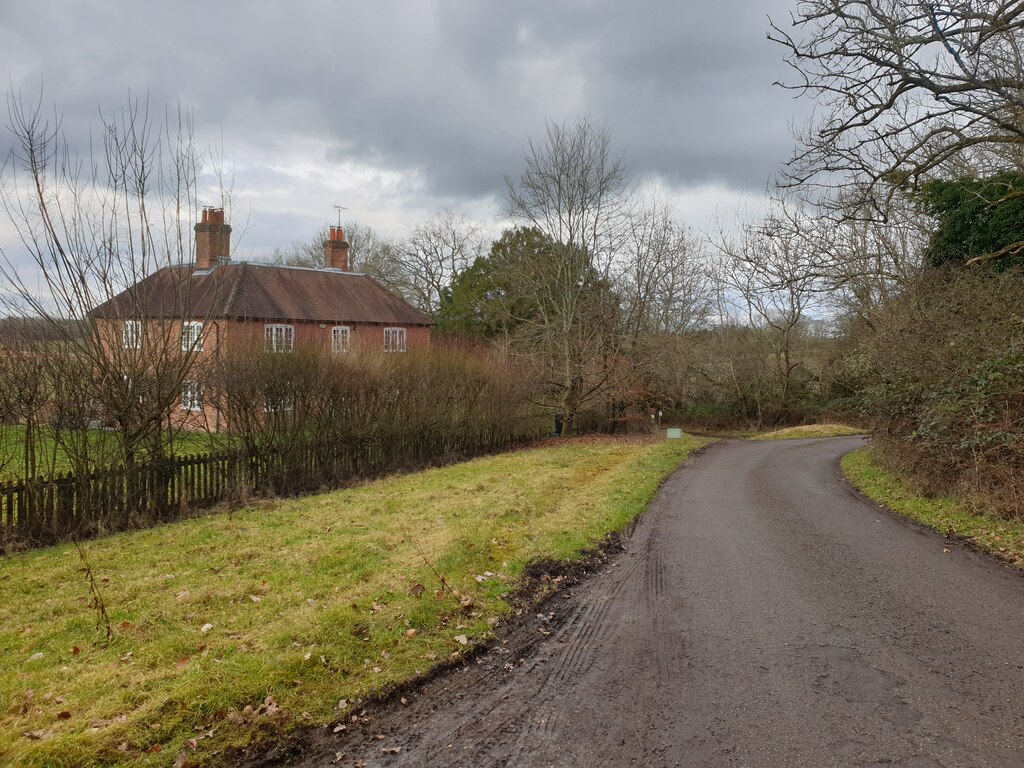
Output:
[{"xmin": 287, "ymin": 437, "xmax": 1024, "ymax": 767}]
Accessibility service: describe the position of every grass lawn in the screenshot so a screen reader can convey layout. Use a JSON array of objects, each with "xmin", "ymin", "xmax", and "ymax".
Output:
[
  {"xmin": 842, "ymin": 447, "xmax": 1024, "ymax": 569},
  {"xmin": 0, "ymin": 434, "xmax": 707, "ymax": 767},
  {"xmin": 750, "ymin": 423, "xmax": 866, "ymax": 440},
  {"xmin": 0, "ymin": 426, "xmax": 233, "ymax": 482}
]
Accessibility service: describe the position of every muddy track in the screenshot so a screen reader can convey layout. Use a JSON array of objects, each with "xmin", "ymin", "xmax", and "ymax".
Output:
[{"xmin": 247, "ymin": 437, "xmax": 1024, "ymax": 767}]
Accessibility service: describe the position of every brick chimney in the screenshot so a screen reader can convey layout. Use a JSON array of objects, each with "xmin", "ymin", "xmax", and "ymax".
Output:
[
  {"xmin": 194, "ymin": 207, "xmax": 231, "ymax": 270},
  {"xmin": 324, "ymin": 226, "xmax": 350, "ymax": 271}
]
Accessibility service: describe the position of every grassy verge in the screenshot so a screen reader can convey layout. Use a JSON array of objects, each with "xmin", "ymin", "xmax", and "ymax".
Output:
[
  {"xmin": 751, "ymin": 423, "xmax": 866, "ymax": 441},
  {"xmin": 842, "ymin": 447, "xmax": 1024, "ymax": 569},
  {"xmin": 0, "ymin": 434, "xmax": 707, "ymax": 767}
]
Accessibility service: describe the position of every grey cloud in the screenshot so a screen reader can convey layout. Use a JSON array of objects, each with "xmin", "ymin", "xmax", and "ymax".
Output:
[{"xmin": 3, "ymin": 0, "xmax": 809, "ymax": 237}]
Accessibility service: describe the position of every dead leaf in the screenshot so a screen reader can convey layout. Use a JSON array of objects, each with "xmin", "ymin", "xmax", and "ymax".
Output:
[
  {"xmin": 146, "ymin": 744, "xmax": 162, "ymax": 753},
  {"xmin": 454, "ymin": 635, "xmax": 468, "ymax": 645},
  {"xmin": 26, "ymin": 652, "xmax": 44, "ymax": 662},
  {"xmin": 56, "ymin": 711, "xmax": 71, "ymax": 720},
  {"xmin": 249, "ymin": 595, "xmax": 262, "ymax": 603},
  {"xmin": 434, "ymin": 589, "xmax": 445, "ymax": 601},
  {"xmin": 175, "ymin": 591, "xmax": 191, "ymax": 603},
  {"xmin": 943, "ymin": 548, "xmax": 951, "ymax": 554},
  {"xmin": 371, "ymin": 601, "xmax": 386, "ymax": 612},
  {"xmin": 405, "ymin": 629, "xmax": 418, "ymax": 638},
  {"xmin": 381, "ymin": 746, "xmax": 401, "ymax": 754},
  {"xmin": 372, "ymin": 666, "xmax": 382, "ymax": 673},
  {"xmin": 23, "ymin": 729, "xmax": 52, "ymax": 740},
  {"xmin": 400, "ymin": 697, "xmax": 409, "ymax": 706},
  {"xmin": 120, "ymin": 620, "xmax": 135, "ymax": 631},
  {"xmin": 71, "ymin": 646, "xmax": 81, "ymax": 656},
  {"xmin": 408, "ymin": 583, "xmax": 425, "ymax": 597},
  {"xmin": 175, "ymin": 658, "xmax": 190, "ymax": 670},
  {"xmin": 200, "ymin": 623, "xmax": 214, "ymax": 633},
  {"xmin": 333, "ymin": 723, "xmax": 346, "ymax": 733}
]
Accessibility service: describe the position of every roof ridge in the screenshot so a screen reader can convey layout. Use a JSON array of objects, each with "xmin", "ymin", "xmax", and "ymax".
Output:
[{"xmin": 241, "ymin": 261, "xmax": 366, "ymax": 276}]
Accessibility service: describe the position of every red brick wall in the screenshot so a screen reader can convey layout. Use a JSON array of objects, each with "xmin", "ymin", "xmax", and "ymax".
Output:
[
  {"xmin": 218, "ymin": 319, "xmax": 430, "ymax": 353},
  {"xmin": 96, "ymin": 316, "xmax": 432, "ymax": 433}
]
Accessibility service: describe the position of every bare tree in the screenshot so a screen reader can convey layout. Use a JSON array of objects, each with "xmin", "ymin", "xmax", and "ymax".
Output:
[
  {"xmin": 814, "ymin": 192, "xmax": 929, "ymax": 323},
  {"xmin": 503, "ymin": 116, "xmax": 635, "ymax": 432},
  {"xmin": 714, "ymin": 201, "xmax": 824, "ymax": 420},
  {"xmin": 273, "ymin": 221, "xmax": 404, "ymax": 276},
  {"xmin": 270, "ymin": 224, "xmax": 331, "ymax": 268},
  {"xmin": 394, "ymin": 211, "xmax": 485, "ymax": 315},
  {"xmin": 344, "ymin": 221, "xmax": 409, "ymax": 291},
  {"xmin": 771, "ymin": 1, "xmax": 1024, "ymax": 210},
  {"xmin": 619, "ymin": 201, "xmax": 714, "ymax": 336},
  {"xmin": 0, "ymin": 92, "xmax": 228, "ymax": 470}
]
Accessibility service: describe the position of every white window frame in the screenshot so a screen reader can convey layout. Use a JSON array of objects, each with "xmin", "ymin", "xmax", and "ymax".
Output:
[
  {"xmin": 384, "ymin": 327, "xmax": 407, "ymax": 353},
  {"xmin": 181, "ymin": 321, "xmax": 204, "ymax": 352},
  {"xmin": 264, "ymin": 324, "xmax": 294, "ymax": 353},
  {"xmin": 331, "ymin": 325, "xmax": 351, "ymax": 353},
  {"xmin": 264, "ymin": 393, "xmax": 295, "ymax": 413},
  {"xmin": 181, "ymin": 381, "xmax": 202, "ymax": 412},
  {"xmin": 123, "ymin": 320, "xmax": 142, "ymax": 350}
]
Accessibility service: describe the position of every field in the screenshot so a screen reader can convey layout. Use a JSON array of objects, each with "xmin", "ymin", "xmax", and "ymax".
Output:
[
  {"xmin": 0, "ymin": 426, "xmax": 232, "ymax": 481},
  {"xmin": 0, "ymin": 434, "xmax": 707, "ymax": 766}
]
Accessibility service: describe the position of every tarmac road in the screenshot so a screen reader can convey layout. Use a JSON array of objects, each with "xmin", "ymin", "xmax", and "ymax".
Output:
[{"xmin": 280, "ymin": 436, "xmax": 1024, "ymax": 767}]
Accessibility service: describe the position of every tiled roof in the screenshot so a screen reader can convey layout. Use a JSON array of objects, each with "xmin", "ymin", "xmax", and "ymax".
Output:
[{"xmin": 88, "ymin": 262, "xmax": 433, "ymax": 326}]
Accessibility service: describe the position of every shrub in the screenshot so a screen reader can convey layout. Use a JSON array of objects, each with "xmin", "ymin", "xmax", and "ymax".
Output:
[{"xmin": 851, "ymin": 267, "xmax": 1024, "ymax": 516}]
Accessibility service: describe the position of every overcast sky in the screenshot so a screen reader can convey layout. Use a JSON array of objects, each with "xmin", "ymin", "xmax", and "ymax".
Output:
[{"xmin": 1, "ymin": 0, "xmax": 812, "ymax": 259}]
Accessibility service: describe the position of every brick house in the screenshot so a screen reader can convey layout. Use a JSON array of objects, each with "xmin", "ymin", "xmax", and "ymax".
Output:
[{"xmin": 89, "ymin": 208, "xmax": 433, "ymax": 430}]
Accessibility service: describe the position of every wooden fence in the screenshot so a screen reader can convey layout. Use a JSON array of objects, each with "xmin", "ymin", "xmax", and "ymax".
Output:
[{"xmin": 0, "ymin": 425, "xmax": 541, "ymax": 554}]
